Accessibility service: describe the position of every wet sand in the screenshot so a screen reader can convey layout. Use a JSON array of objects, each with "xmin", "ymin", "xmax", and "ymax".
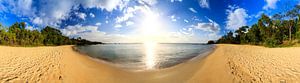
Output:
[{"xmin": 2, "ymin": 44, "xmax": 300, "ymax": 83}]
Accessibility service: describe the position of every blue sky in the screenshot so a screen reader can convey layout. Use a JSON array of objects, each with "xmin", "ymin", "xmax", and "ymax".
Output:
[{"xmin": 0, "ymin": 0, "xmax": 299, "ymax": 43}]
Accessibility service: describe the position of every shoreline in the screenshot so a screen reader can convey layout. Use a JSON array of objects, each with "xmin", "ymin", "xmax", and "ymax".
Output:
[
  {"xmin": 71, "ymin": 44, "xmax": 216, "ymax": 72},
  {"xmin": 0, "ymin": 45, "xmax": 216, "ymax": 83},
  {"xmin": 2, "ymin": 44, "xmax": 300, "ymax": 82}
]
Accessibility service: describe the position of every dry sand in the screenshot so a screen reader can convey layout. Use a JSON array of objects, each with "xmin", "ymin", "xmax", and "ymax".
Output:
[
  {"xmin": 188, "ymin": 44, "xmax": 300, "ymax": 83},
  {"xmin": 1, "ymin": 44, "xmax": 300, "ymax": 83},
  {"xmin": 0, "ymin": 46, "xmax": 63, "ymax": 83}
]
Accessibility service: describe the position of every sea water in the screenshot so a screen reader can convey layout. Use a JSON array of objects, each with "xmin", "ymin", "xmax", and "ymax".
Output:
[{"xmin": 76, "ymin": 43, "xmax": 215, "ymax": 70}]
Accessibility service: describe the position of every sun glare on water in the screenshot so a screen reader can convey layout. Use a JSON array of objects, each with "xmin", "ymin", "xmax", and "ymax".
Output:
[
  {"xmin": 140, "ymin": 8, "xmax": 163, "ymax": 69},
  {"xmin": 141, "ymin": 12, "xmax": 159, "ymax": 69},
  {"xmin": 143, "ymin": 41, "xmax": 157, "ymax": 69}
]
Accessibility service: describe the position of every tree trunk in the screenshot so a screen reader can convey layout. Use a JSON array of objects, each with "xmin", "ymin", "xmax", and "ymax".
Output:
[{"xmin": 290, "ymin": 26, "xmax": 292, "ymax": 41}]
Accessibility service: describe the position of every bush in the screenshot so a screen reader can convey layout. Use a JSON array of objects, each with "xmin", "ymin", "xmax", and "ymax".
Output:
[
  {"xmin": 296, "ymin": 31, "xmax": 300, "ymax": 39},
  {"xmin": 264, "ymin": 38, "xmax": 280, "ymax": 47},
  {"xmin": 207, "ymin": 40, "xmax": 215, "ymax": 44}
]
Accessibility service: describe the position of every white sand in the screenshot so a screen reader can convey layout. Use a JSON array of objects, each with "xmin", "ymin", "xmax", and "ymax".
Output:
[
  {"xmin": 188, "ymin": 44, "xmax": 300, "ymax": 83},
  {"xmin": 2, "ymin": 44, "xmax": 300, "ymax": 83}
]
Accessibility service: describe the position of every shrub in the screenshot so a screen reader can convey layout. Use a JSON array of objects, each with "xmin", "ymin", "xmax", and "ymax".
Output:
[
  {"xmin": 296, "ymin": 31, "xmax": 300, "ymax": 39},
  {"xmin": 264, "ymin": 38, "xmax": 280, "ymax": 47},
  {"xmin": 207, "ymin": 40, "xmax": 215, "ymax": 44}
]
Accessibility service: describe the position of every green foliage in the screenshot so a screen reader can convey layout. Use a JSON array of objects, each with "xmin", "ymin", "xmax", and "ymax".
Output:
[
  {"xmin": 216, "ymin": 5, "xmax": 300, "ymax": 47},
  {"xmin": 0, "ymin": 22, "xmax": 102, "ymax": 46},
  {"xmin": 41, "ymin": 26, "xmax": 66, "ymax": 45},
  {"xmin": 235, "ymin": 26, "xmax": 248, "ymax": 44},
  {"xmin": 217, "ymin": 31, "xmax": 235, "ymax": 44},
  {"xmin": 207, "ymin": 40, "xmax": 215, "ymax": 44},
  {"xmin": 264, "ymin": 37, "xmax": 280, "ymax": 47},
  {"xmin": 296, "ymin": 31, "xmax": 300, "ymax": 39}
]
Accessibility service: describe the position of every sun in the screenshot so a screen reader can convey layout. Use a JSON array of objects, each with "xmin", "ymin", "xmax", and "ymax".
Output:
[
  {"xmin": 141, "ymin": 12, "xmax": 160, "ymax": 35},
  {"xmin": 138, "ymin": 6, "xmax": 169, "ymax": 69},
  {"xmin": 139, "ymin": 9, "xmax": 164, "ymax": 43},
  {"xmin": 139, "ymin": 10, "xmax": 161, "ymax": 69}
]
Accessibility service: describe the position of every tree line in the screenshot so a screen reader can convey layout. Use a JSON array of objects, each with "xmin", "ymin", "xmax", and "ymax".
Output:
[
  {"xmin": 216, "ymin": 5, "xmax": 300, "ymax": 47},
  {"xmin": 0, "ymin": 22, "xmax": 102, "ymax": 46}
]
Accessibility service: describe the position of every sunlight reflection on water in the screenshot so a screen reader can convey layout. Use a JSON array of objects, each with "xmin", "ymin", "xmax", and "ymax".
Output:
[
  {"xmin": 76, "ymin": 43, "xmax": 214, "ymax": 71},
  {"xmin": 144, "ymin": 42, "xmax": 157, "ymax": 69}
]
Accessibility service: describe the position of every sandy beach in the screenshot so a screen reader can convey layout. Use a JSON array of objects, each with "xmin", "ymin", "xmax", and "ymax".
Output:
[
  {"xmin": 1, "ymin": 44, "xmax": 300, "ymax": 83},
  {"xmin": 188, "ymin": 44, "xmax": 300, "ymax": 83}
]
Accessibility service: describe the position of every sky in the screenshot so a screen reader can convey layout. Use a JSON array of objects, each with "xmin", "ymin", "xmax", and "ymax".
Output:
[{"xmin": 0, "ymin": 0, "xmax": 299, "ymax": 43}]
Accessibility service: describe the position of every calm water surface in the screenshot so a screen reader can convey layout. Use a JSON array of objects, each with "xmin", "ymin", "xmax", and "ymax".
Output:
[{"xmin": 76, "ymin": 43, "xmax": 215, "ymax": 70}]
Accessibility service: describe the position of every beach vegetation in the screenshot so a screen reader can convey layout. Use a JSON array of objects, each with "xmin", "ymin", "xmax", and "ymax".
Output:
[
  {"xmin": 207, "ymin": 40, "xmax": 215, "ymax": 44},
  {"xmin": 217, "ymin": 5, "xmax": 300, "ymax": 47},
  {"xmin": 0, "ymin": 22, "xmax": 102, "ymax": 46}
]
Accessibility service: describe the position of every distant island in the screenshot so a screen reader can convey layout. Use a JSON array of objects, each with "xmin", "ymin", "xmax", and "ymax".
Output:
[
  {"xmin": 215, "ymin": 5, "xmax": 300, "ymax": 47},
  {"xmin": 0, "ymin": 22, "xmax": 102, "ymax": 46}
]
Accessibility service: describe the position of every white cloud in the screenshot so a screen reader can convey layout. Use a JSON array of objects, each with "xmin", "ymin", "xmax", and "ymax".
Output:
[
  {"xmin": 171, "ymin": 0, "xmax": 183, "ymax": 2},
  {"xmin": 61, "ymin": 24, "xmax": 124, "ymax": 42},
  {"xmin": 138, "ymin": 0, "xmax": 158, "ymax": 5},
  {"xmin": 180, "ymin": 28, "xmax": 193, "ymax": 36},
  {"xmin": 255, "ymin": 11, "xmax": 265, "ymax": 18},
  {"xmin": 34, "ymin": 0, "xmax": 76, "ymax": 27},
  {"xmin": 126, "ymin": 21, "xmax": 134, "ymax": 26},
  {"xmin": 116, "ymin": 6, "xmax": 144, "ymax": 23},
  {"xmin": 95, "ymin": 22, "xmax": 102, "ymax": 26},
  {"xmin": 79, "ymin": 0, "xmax": 124, "ymax": 12},
  {"xmin": 184, "ymin": 19, "xmax": 189, "ymax": 23},
  {"xmin": 226, "ymin": 7, "xmax": 248, "ymax": 30},
  {"xmin": 115, "ymin": 3, "xmax": 158, "ymax": 27},
  {"xmin": 26, "ymin": 26, "xmax": 33, "ymax": 30},
  {"xmin": 263, "ymin": 0, "xmax": 279, "ymax": 10},
  {"xmin": 199, "ymin": 0, "xmax": 209, "ymax": 8},
  {"xmin": 0, "ymin": 0, "xmax": 34, "ymax": 16},
  {"xmin": 62, "ymin": 24, "xmax": 99, "ymax": 36},
  {"xmin": 0, "ymin": 0, "xmax": 130, "ymax": 27},
  {"xmin": 62, "ymin": 23, "xmax": 216, "ymax": 43},
  {"xmin": 189, "ymin": 8, "xmax": 197, "ymax": 13},
  {"xmin": 191, "ymin": 18, "xmax": 220, "ymax": 33},
  {"xmin": 187, "ymin": 18, "xmax": 221, "ymax": 42},
  {"xmin": 0, "ymin": 0, "xmax": 160, "ymax": 27},
  {"xmin": 90, "ymin": 13, "xmax": 95, "ymax": 18},
  {"xmin": 32, "ymin": 17, "xmax": 43, "ymax": 25},
  {"xmin": 16, "ymin": 0, "xmax": 33, "ymax": 16},
  {"xmin": 114, "ymin": 24, "xmax": 122, "ymax": 28},
  {"xmin": 171, "ymin": 15, "xmax": 177, "ymax": 21},
  {"xmin": 0, "ymin": 1, "xmax": 6, "ymax": 12},
  {"xmin": 25, "ymin": 25, "xmax": 39, "ymax": 31},
  {"xmin": 116, "ymin": 14, "xmax": 133, "ymax": 23},
  {"xmin": 61, "ymin": 24, "xmax": 108, "ymax": 42},
  {"xmin": 76, "ymin": 12, "xmax": 87, "ymax": 20},
  {"xmin": 1, "ymin": 0, "xmax": 219, "ymax": 43}
]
